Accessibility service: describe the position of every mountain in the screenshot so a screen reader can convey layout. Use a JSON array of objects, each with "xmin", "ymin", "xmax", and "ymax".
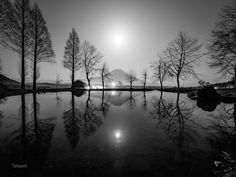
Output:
[
  {"xmin": 109, "ymin": 69, "xmax": 129, "ymax": 82},
  {"xmin": 92, "ymin": 69, "xmax": 143, "ymax": 86},
  {"xmin": 0, "ymin": 74, "xmax": 20, "ymax": 88}
]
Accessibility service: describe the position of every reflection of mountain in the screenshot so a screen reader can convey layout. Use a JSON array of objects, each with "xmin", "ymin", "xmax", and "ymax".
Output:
[{"xmin": 91, "ymin": 91, "xmax": 143, "ymax": 106}]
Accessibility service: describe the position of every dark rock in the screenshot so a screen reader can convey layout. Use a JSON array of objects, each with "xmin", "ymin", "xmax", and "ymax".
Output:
[
  {"xmin": 197, "ymin": 99, "xmax": 219, "ymax": 112},
  {"xmin": 198, "ymin": 86, "xmax": 221, "ymax": 101},
  {"xmin": 74, "ymin": 80, "xmax": 86, "ymax": 89}
]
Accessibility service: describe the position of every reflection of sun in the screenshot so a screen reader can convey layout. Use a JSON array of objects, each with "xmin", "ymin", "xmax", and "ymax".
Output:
[
  {"xmin": 111, "ymin": 91, "xmax": 116, "ymax": 96},
  {"xmin": 115, "ymin": 131, "xmax": 121, "ymax": 139},
  {"xmin": 114, "ymin": 129, "xmax": 122, "ymax": 140}
]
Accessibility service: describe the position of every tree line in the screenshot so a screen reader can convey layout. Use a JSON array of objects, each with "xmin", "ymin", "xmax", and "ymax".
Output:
[
  {"xmin": 150, "ymin": 0, "xmax": 236, "ymax": 90},
  {"xmin": 0, "ymin": 0, "xmax": 235, "ymax": 90},
  {"xmin": 0, "ymin": 0, "xmax": 106, "ymax": 90}
]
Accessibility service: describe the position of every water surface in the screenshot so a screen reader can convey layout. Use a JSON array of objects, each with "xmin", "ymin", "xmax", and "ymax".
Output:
[{"xmin": 0, "ymin": 91, "xmax": 235, "ymax": 177}]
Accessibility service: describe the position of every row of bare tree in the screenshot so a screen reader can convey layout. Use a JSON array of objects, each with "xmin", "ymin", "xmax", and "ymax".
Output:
[
  {"xmin": 0, "ymin": 0, "xmax": 55, "ymax": 90},
  {"xmin": 0, "ymin": 0, "xmax": 235, "ymax": 90},
  {"xmin": 62, "ymin": 29, "xmax": 106, "ymax": 89},
  {"xmin": 116, "ymin": 0, "xmax": 236, "ymax": 90},
  {"xmin": 151, "ymin": 0, "xmax": 236, "ymax": 90},
  {"xmin": 150, "ymin": 32, "xmax": 205, "ymax": 90},
  {"xmin": 0, "ymin": 0, "xmax": 108, "ymax": 90}
]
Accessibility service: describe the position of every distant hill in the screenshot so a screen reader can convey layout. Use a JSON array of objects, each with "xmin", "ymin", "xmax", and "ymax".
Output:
[
  {"xmin": 0, "ymin": 74, "xmax": 20, "ymax": 88},
  {"xmin": 92, "ymin": 69, "xmax": 143, "ymax": 86},
  {"xmin": 109, "ymin": 69, "xmax": 129, "ymax": 81}
]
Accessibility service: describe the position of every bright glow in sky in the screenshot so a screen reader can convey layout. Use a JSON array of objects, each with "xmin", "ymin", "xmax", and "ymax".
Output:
[{"xmin": 108, "ymin": 27, "xmax": 128, "ymax": 49}]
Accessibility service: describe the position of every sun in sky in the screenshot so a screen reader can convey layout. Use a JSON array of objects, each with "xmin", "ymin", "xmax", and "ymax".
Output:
[{"xmin": 108, "ymin": 26, "xmax": 129, "ymax": 50}]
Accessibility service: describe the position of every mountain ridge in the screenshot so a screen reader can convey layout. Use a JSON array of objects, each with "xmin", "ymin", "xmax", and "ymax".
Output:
[{"xmin": 92, "ymin": 68, "xmax": 143, "ymax": 85}]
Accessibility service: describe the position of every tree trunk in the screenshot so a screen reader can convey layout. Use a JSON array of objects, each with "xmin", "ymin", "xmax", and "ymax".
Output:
[
  {"xmin": 176, "ymin": 92, "xmax": 180, "ymax": 104},
  {"xmin": 21, "ymin": 94, "xmax": 26, "ymax": 159},
  {"xmin": 33, "ymin": 93, "xmax": 39, "ymax": 146},
  {"xmin": 144, "ymin": 79, "xmax": 146, "ymax": 90},
  {"xmin": 102, "ymin": 75, "xmax": 104, "ymax": 89},
  {"xmin": 102, "ymin": 90, "xmax": 104, "ymax": 106},
  {"xmin": 160, "ymin": 80, "xmax": 163, "ymax": 91},
  {"xmin": 143, "ymin": 91, "xmax": 146, "ymax": 108},
  {"xmin": 234, "ymin": 66, "xmax": 236, "ymax": 90},
  {"xmin": 72, "ymin": 92, "xmax": 75, "ymax": 132},
  {"xmin": 33, "ymin": 60, "xmax": 37, "ymax": 90},
  {"xmin": 177, "ymin": 76, "xmax": 180, "ymax": 91},
  {"xmin": 160, "ymin": 90, "xmax": 163, "ymax": 100},
  {"xmin": 21, "ymin": 0, "xmax": 25, "ymax": 90},
  {"xmin": 130, "ymin": 82, "xmax": 132, "ymax": 90},
  {"xmin": 33, "ymin": 8, "xmax": 38, "ymax": 90},
  {"xmin": 71, "ymin": 36, "xmax": 75, "ymax": 89},
  {"xmin": 86, "ymin": 74, "xmax": 90, "ymax": 87},
  {"xmin": 71, "ymin": 70, "xmax": 74, "ymax": 89},
  {"xmin": 233, "ymin": 104, "xmax": 236, "ymax": 131}
]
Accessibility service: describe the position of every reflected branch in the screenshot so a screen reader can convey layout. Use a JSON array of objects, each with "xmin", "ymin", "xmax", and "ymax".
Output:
[
  {"xmin": 63, "ymin": 92, "xmax": 81, "ymax": 149},
  {"xmin": 150, "ymin": 93, "xmax": 199, "ymax": 146}
]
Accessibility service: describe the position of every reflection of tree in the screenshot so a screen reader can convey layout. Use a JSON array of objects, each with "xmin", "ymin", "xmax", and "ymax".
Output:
[
  {"xmin": 208, "ymin": 104, "xmax": 236, "ymax": 156},
  {"xmin": 65, "ymin": 91, "xmax": 103, "ymax": 148},
  {"xmin": 0, "ymin": 98, "xmax": 7, "ymax": 128},
  {"xmin": 81, "ymin": 91, "xmax": 103, "ymax": 137},
  {"xmin": 142, "ymin": 91, "xmax": 147, "ymax": 111},
  {"xmin": 55, "ymin": 92, "xmax": 63, "ymax": 107},
  {"xmin": 128, "ymin": 91, "xmax": 136, "ymax": 110},
  {"xmin": 150, "ymin": 91, "xmax": 172, "ymax": 121},
  {"xmin": 26, "ymin": 93, "xmax": 55, "ymax": 168},
  {"xmin": 4, "ymin": 93, "xmax": 55, "ymax": 170},
  {"xmin": 150, "ymin": 93, "xmax": 198, "ymax": 146},
  {"xmin": 100, "ymin": 91, "xmax": 110, "ymax": 117},
  {"xmin": 63, "ymin": 92, "xmax": 81, "ymax": 149}
]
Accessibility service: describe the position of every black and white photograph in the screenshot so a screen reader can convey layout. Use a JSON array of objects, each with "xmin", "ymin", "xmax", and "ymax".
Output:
[{"xmin": 0, "ymin": 0, "xmax": 235, "ymax": 176}]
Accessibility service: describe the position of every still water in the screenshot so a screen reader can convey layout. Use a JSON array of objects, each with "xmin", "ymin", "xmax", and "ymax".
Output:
[{"xmin": 0, "ymin": 91, "xmax": 235, "ymax": 177}]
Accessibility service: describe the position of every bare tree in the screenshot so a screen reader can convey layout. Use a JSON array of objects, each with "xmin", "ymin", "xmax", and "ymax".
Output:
[
  {"xmin": 63, "ymin": 28, "xmax": 81, "ymax": 89},
  {"xmin": 127, "ymin": 70, "xmax": 137, "ymax": 89},
  {"xmin": 208, "ymin": 0, "xmax": 236, "ymax": 88},
  {"xmin": 29, "ymin": 3, "xmax": 55, "ymax": 90},
  {"xmin": 55, "ymin": 74, "xmax": 62, "ymax": 89},
  {"xmin": 30, "ymin": 62, "xmax": 40, "ymax": 81},
  {"xmin": 81, "ymin": 41, "xmax": 103, "ymax": 87},
  {"xmin": 63, "ymin": 93, "xmax": 81, "ymax": 149},
  {"xmin": 99, "ymin": 62, "xmax": 110, "ymax": 89},
  {"xmin": 163, "ymin": 32, "xmax": 204, "ymax": 90},
  {"xmin": 0, "ymin": 0, "xmax": 13, "ymax": 34},
  {"xmin": 142, "ymin": 69, "xmax": 148, "ymax": 89},
  {"xmin": 151, "ymin": 56, "xmax": 169, "ymax": 90},
  {"xmin": 0, "ymin": 0, "xmax": 32, "ymax": 89},
  {"xmin": 0, "ymin": 58, "xmax": 2, "ymax": 74},
  {"xmin": 17, "ymin": 60, "xmax": 28, "ymax": 79}
]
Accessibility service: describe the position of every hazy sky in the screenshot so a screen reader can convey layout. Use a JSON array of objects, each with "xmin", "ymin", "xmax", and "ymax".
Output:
[{"xmin": 0, "ymin": 0, "xmax": 229, "ymax": 86}]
